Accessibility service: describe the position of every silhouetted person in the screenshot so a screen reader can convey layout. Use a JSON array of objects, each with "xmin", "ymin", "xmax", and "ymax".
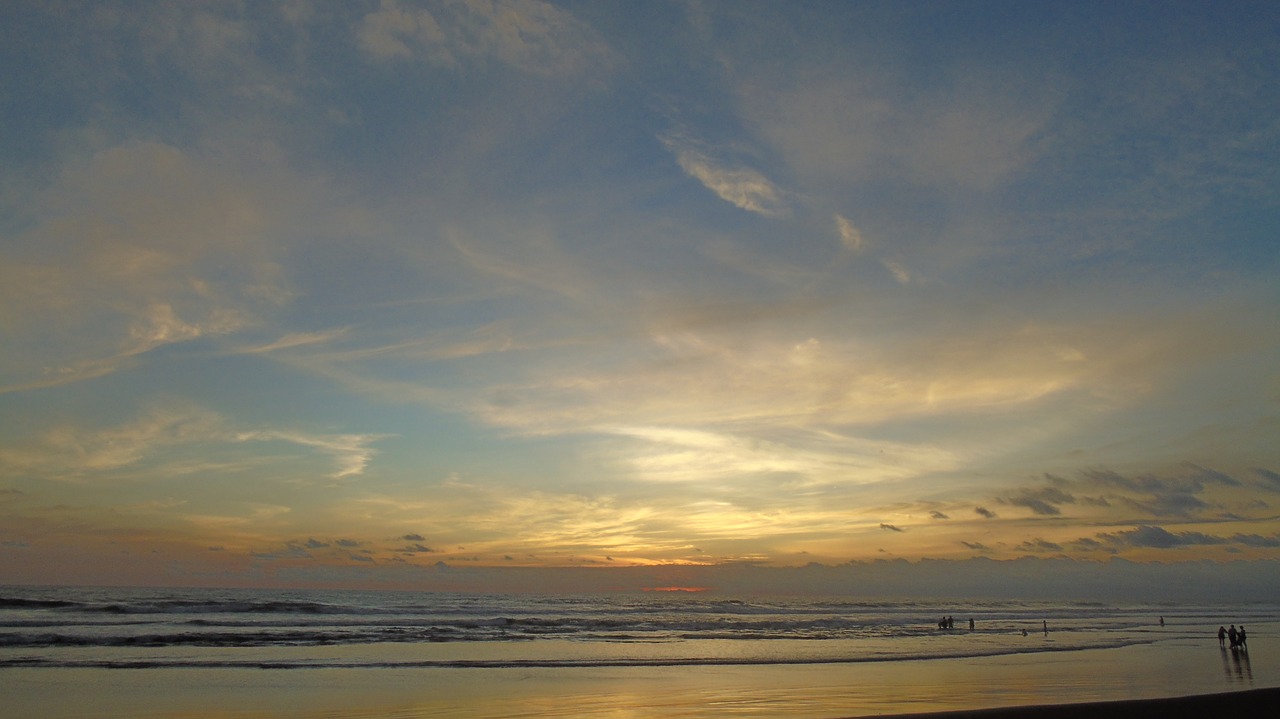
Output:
[
  {"xmin": 1043, "ymin": 620, "xmax": 1048, "ymax": 636},
  {"xmin": 969, "ymin": 618, "xmax": 975, "ymax": 631},
  {"xmin": 1228, "ymin": 625, "xmax": 1238, "ymax": 648},
  {"xmin": 1238, "ymin": 626, "xmax": 1247, "ymax": 649},
  {"xmin": 1218, "ymin": 626, "xmax": 1227, "ymax": 647},
  {"xmin": 1159, "ymin": 616, "xmax": 1164, "ymax": 626}
]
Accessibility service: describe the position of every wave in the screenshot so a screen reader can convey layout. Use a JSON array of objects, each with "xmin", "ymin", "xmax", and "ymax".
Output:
[
  {"xmin": 0, "ymin": 597, "xmax": 78, "ymax": 610},
  {"xmin": 1, "ymin": 595, "xmax": 383, "ymax": 616}
]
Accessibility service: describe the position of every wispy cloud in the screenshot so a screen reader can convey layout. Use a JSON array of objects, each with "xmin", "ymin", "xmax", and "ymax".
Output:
[
  {"xmin": 834, "ymin": 214, "xmax": 865, "ymax": 252},
  {"xmin": 0, "ymin": 405, "xmax": 224, "ymax": 475},
  {"xmin": 236, "ymin": 329, "xmax": 351, "ymax": 355},
  {"xmin": 661, "ymin": 134, "xmax": 789, "ymax": 217},
  {"xmin": 357, "ymin": 0, "xmax": 612, "ymax": 76},
  {"xmin": 234, "ymin": 430, "xmax": 392, "ymax": 480},
  {"xmin": 736, "ymin": 65, "xmax": 1053, "ymax": 192},
  {"xmin": 0, "ymin": 140, "xmax": 305, "ymax": 392},
  {"xmin": 880, "ymin": 259, "xmax": 913, "ymax": 285},
  {"xmin": 0, "ymin": 404, "xmax": 388, "ymax": 481},
  {"xmin": 597, "ymin": 424, "xmax": 955, "ymax": 487}
]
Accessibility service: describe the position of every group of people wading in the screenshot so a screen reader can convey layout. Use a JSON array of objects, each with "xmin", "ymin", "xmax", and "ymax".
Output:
[{"xmin": 1218, "ymin": 624, "xmax": 1248, "ymax": 650}]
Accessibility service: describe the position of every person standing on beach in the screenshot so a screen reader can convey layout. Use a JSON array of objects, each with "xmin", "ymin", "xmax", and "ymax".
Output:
[
  {"xmin": 1043, "ymin": 620, "xmax": 1048, "ymax": 636},
  {"xmin": 969, "ymin": 618, "xmax": 975, "ymax": 631},
  {"xmin": 1238, "ymin": 626, "xmax": 1247, "ymax": 648},
  {"xmin": 1219, "ymin": 626, "xmax": 1228, "ymax": 647},
  {"xmin": 1228, "ymin": 625, "xmax": 1238, "ymax": 648}
]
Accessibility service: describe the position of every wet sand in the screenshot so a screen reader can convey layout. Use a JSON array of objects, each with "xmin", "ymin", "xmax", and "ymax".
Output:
[{"xmin": 6, "ymin": 639, "xmax": 1275, "ymax": 718}]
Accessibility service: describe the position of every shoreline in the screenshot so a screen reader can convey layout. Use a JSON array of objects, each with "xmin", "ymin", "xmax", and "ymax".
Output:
[{"xmin": 848, "ymin": 686, "xmax": 1280, "ymax": 719}]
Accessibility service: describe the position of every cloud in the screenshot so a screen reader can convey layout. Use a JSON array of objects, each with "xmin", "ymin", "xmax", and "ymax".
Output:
[
  {"xmin": 930, "ymin": 511, "xmax": 950, "ymax": 520},
  {"xmin": 1017, "ymin": 538, "xmax": 1064, "ymax": 553},
  {"xmin": 1078, "ymin": 465, "xmax": 1239, "ymax": 519},
  {"xmin": 975, "ymin": 507, "xmax": 997, "ymax": 519},
  {"xmin": 234, "ymin": 430, "xmax": 391, "ymax": 480},
  {"xmin": 879, "ymin": 523, "xmax": 905, "ymax": 532},
  {"xmin": 598, "ymin": 424, "xmax": 949, "ymax": 487},
  {"xmin": 0, "ymin": 404, "xmax": 388, "ymax": 481},
  {"xmin": 0, "ymin": 140, "xmax": 304, "ymax": 392},
  {"xmin": 0, "ymin": 404, "xmax": 223, "ymax": 474},
  {"xmin": 252, "ymin": 544, "xmax": 313, "ymax": 561},
  {"xmin": 661, "ymin": 135, "xmax": 789, "ymax": 217},
  {"xmin": 881, "ymin": 259, "xmax": 912, "ymax": 285},
  {"xmin": 1233, "ymin": 534, "xmax": 1280, "ymax": 548},
  {"xmin": 357, "ymin": 0, "xmax": 611, "ymax": 76},
  {"xmin": 1001, "ymin": 485, "xmax": 1076, "ymax": 516},
  {"xmin": 1094, "ymin": 525, "xmax": 1280, "ymax": 550},
  {"xmin": 737, "ymin": 58, "xmax": 1054, "ymax": 192},
  {"xmin": 237, "ymin": 329, "xmax": 350, "ymax": 355},
  {"xmin": 1068, "ymin": 537, "xmax": 1112, "ymax": 554},
  {"xmin": 1124, "ymin": 493, "xmax": 1209, "ymax": 519},
  {"xmin": 401, "ymin": 534, "xmax": 426, "ymax": 542},
  {"xmin": 834, "ymin": 214, "xmax": 864, "ymax": 252},
  {"xmin": 462, "ymin": 311, "xmax": 1101, "ymax": 446},
  {"xmin": 1096, "ymin": 525, "xmax": 1223, "ymax": 549},
  {"xmin": 1251, "ymin": 467, "xmax": 1280, "ymax": 488}
]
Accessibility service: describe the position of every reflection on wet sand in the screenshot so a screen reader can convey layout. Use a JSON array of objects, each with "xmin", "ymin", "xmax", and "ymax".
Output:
[{"xmin": 1220, "ymin": 646, "xmax": 1253, "ymax": 685}]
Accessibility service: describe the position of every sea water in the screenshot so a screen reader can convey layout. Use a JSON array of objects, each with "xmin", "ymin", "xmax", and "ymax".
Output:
[{"xmin": 5, "ymin": 585, "xmax": 1264, "ymax": 668}]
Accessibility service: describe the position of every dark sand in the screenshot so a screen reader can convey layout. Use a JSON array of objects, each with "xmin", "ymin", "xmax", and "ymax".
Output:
[{"xmin": 850, "ymin": 687, "xmax": 1280, "ymax": 718}]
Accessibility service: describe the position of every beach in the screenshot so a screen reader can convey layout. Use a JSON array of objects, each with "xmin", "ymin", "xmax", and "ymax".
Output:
[{"xmin": 4, "ymin": 588, "xmax": 1276, "ymax": 718}]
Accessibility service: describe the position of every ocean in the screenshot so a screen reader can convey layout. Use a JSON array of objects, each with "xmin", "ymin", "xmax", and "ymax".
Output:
[{"xmin": 3, "ymin": 585, "xmax": 1277, "ymax": 718}]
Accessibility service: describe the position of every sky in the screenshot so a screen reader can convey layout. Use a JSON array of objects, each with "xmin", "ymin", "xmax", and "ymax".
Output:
[{"xmin": 1, "ymin": 0, "xmax": 1279, "ymax": 596}]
